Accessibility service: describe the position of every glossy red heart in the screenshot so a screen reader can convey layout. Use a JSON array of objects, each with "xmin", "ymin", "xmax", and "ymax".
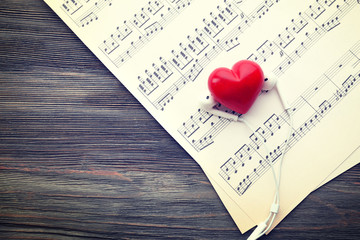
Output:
[{"xmin": 208, "ymin": 60, "xmax": 264, "ymax": 114}]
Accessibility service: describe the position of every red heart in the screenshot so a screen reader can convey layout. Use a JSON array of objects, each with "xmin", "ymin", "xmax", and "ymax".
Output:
[{"xmin": 208, "ymin": 60, "xmax": 264, "ymax": 114}]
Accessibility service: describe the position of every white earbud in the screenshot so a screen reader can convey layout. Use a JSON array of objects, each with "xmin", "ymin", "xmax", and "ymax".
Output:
[
  {"xmin": 201, "ymin": 76, "xmax": 282, "ymax": 121},
  {"xmin": 199, "ymin": 95, "xmax": 239, "ymax": 121},
  {"xmin": 262, "ymin": 74, "xmax": 278, "ymax": 91}
]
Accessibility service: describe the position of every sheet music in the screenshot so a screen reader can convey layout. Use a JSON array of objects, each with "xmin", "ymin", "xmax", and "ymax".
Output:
[{"xmin": 45, "ymin": 0, "xmax": 360, "ymax": 234}]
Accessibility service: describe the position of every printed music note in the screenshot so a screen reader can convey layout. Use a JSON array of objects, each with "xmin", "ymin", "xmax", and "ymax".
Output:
[
  {"xmin": 80, "ymin": 12, "xmax": 98, "ymax": 27},
  {"xmin": 138, "ymin": 75, "xmax": 159, "ymax": 95},
  {"xmin": 157, "ymin": 93, "xmax": 174, "ymax": 110},
  {"xmin": 319, "ymin": 100, "xmax": 331, "ymax": 114},
  {"xmin": 177, "ymin": 108, "xmax": 213, "ymax": 142},
  {"xmin": 274, "ymin": 54, "xmax": 294, "ymax": 76},
  {"xmin": 130, "ymin": 36, "xmax": 145, "ymax": 52},
  {"xmin": 220, "ymin": 158, "xmax": 239, "ymax": 180},
  {"xmin": 289, "ymin": 13, "xmax": 308, "ymax": 34},
  {"xmin": 297, "ymin": 114, "xmax": 319, "ymax": 136},
  {"xmin": 234, "ymin": 144, "xmax": 253, "ymax": 163},
  {"xmin": 147, "ymin": 1, "xmax": 164, "ymax": 15},
  {"xmin": 251, "ymin": 0, "xmax": 276, "ymax": 20},
  {"xmin": 255, "ymin": 127, "xmax": 271, "ymax": 143},
  {"xmin": 62, "ymin": 0, "xmax": 82, "ymax": 15},
  {"xmin": 249, "ymin": 133, "xmax": 262, "ymax": 150},
  {"xmin": 115, "ymin": 21, "xmax": 132, "ymax": 41},
  {"xmin": 186, "ymin": 30, "xmax": 209, "ymax": 55},
  {"xmin": 99, "ymin": 35, "xmax": 119, "ymax": 55},
  {"xmin": 193, "ymin": 118, "xmax": 231, "ymax": 151},
  {"xmin": 144, "ymin": 22, "xmax": 163, "ymax": 37},
  {"xmin": 154, "ymin": 76, "xmax": 188, "ymax": 110},
  {"xmin": 256, "ymin": 40, "xmax": 275, "ymax": 62},
  {"xmin": 180, "ymin": 116, "xmax": 200, "ymax": 138},
  {"xmin": 334, "ymin": 89, "xmax": 344, "ymax": 100},
  {"xmin": 74, "ymin": 0, "xmax": 112, "ymax": 27},
  {"xmin": 172, "ymin": 0, "xmax": 192, "ymax": 11},
  {"xmin": 194, "ymin": 135, "xmax": 215, "ymax": 150},
  {"xmin": 171, "ymin": 48, "xmax": 193, "ymax": 70},
  {"xmin": 322, "ymin": 16, "xmax": 340, "ymax": 32},
  {"xmin": 237, "ymin": 175, "xmax": 252, "ymax": 195},
  {"xmin": 216, "ymin": 4, "xmax": 238, "ymax": 25},
  {"xmin": 342, "ymin": 75, "xmax": 357, "ymax": 93},
  {"xmin": 254, "ymin": 5, "xmax": 268, "ymax": 19},
  {"xmin": 254, "ymin": 159, "xmax": 268, "ymax": 176},
  {"xmin": 222, "ymin": 36, "xmax": 241, "ymax": 52},
  {"xmin": 132, "ymin": 8, "xmax": 150, "ymax": 28},
  {"xmin": 275, "ymin": 27, "xmax": 295, "ymax": 49},
  {"xmin": 305, "ymin": 1, "xmax": 326, "ymax": 20},
  {"xmin": 247, "ymin": 52, "xmax": 260, "ymax": 63},
  {"xmin": 197, "ymin": 108, "xmax": 212, "ymax": 123},
  {"xmin": 151, "ymin": 58, "xmax": 173, "ymax": 83},
  {"xmin": 321, "ymin": 0, "xmax": 336, "ymax": 7},
  {"xmin": 186, "ymin": 60, "xmax": 203, "ymax": 82},
  {"xmin": 267, "ymin": 146, "xmax": 282, "ymax": 163},
  {"xmin": 203, "ymin": 17, "xmax": 224, "ymax": 38},
  {"xmin": 264, "ymin": 114, "xmax": 282, "ymax": 135}
]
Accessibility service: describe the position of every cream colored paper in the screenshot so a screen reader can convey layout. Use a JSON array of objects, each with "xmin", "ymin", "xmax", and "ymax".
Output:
[{"xmin": 44, "ymin": 0, "xmax": 360, "ymax": 234}]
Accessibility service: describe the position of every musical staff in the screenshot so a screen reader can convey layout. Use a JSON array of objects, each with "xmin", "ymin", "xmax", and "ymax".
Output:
[
  {"xmin": 167, "ymin": 0, "xmax": 360, "ymax": 155},
  {"xmin": 98, "ymin": 0, "xmax": 195, "ymax": 68},
  {"xmin": 186, "ymin": 30, "xmax": 209, "ymax": 55},
  {"xmin": 220, "ymin": 158, "xmax": 239, "ymax": 181},
  {"xmin": 132, "ymin": 8, "xmax": 150, "ymax": 28},
  {"xmin": 243, "ymin": 0, "xmax": 359, "ymax": 78},
  {"xmin": 178, "ymin": 108, "xmax": 234, "ymax": 152},
  {"xmin": 150, "ymin": 45, "xmax": 220, "ymax": 109},
  {"xmin": 216, "ymin": 3, "xmax": 238, "ymax": 25},
  {"xmin": 171, "ymin": 47, "xmax": 194, "ymax": 70},
  {"xmin": 203, "ymin": 15, "xmax": 225, "ymax": 38},
  {"xmin": 193, "ymin": 117, "xmax": 231, "ymax": 151},
  {"xmin": 236, "ymin": 175, "xmax": 252, "ymax": 195},
  {"xmin": 62, "ymin": 0, "xmax": 112, "ymax": 27},
  {"xmin": 289, "ymin": 13, "xmax": 308, "ymax": 34},
  {"xmin": 219, "ymin": 41, "xmax": 360, "ymax": 196},
  {"xmin": 218, "ymin": 0, "xmax": 281, "ymax": 52},
  {"xmin": 62, "ymin": 0, "xmax": 83, "ymax": 15},
  {"xmin": 264, "ymin": 114, "xmax": 283, "ymax": 135},
  {"xmin": 305, "ymin": 1, "xmax": 326, "ymax": 20},
  {"xmin": 275, "ymin": 27, "xmax": 296, "ymax": 49},
  {"xmin": 252, "ymin": 40, "xmax": 276, "ymax": 63},
  {"xmin": 148, "ymin": 1, "xmax": 164, "ymax": 15},
  {"xmin": 140, "ymin": 0, "xmax": 283, "ymax": 111}
]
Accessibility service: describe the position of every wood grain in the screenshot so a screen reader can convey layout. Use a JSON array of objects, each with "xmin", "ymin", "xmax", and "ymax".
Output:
[{"xmin": 0, "ymin": 1, "xmax": 359, "ymax": 239}]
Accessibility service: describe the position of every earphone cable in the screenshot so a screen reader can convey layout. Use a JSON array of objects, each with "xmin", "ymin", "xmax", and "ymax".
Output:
[{"xmin": 240, "ymin": 104, "xmax": 293, "ymax": 240}]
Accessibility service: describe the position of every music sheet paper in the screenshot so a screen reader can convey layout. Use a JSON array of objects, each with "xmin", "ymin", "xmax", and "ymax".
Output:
[{"xmin": 44, "ymin": 0, "xmax": 360, "ymax": 234}]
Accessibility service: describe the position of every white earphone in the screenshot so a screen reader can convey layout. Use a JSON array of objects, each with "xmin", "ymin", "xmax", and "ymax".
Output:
[
  {"xmin": 200, "ymin": 74, "xmax": 293, "ymax": 240},
  {"xmin": 201, "ymin": 74, "xmax": 290, "ymax": 119}
]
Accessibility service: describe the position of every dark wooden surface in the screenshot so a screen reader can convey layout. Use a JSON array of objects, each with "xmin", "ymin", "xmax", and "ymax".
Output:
[{"xmin": 0, "ymin": 1, "xmax": 359, "ymax": 239}]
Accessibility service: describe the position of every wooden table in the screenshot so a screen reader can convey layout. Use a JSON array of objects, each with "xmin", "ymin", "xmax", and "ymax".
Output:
[{"xmin": 0, "ymin": 1, "xmax": 359, "ymax": 239}]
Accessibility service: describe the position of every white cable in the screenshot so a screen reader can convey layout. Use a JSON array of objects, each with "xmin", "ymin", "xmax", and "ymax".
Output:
[
  {"xmin": 238, "ymin": 117, "xmax": 280, "ymax": 203},
  {"xmin": 200, "ymin": 76, "xmax": 294, "ymax": 239},
  {"xmin": 244, "ymin": 83, "xmax": 294, "ymax": 240},
  {"xmin": 238, "ymin": 117, "xmax": 280, "ymax": 240},
  {"xmin": 200, "ymin": 95, "xmax": 240, "ymax": 121}
]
